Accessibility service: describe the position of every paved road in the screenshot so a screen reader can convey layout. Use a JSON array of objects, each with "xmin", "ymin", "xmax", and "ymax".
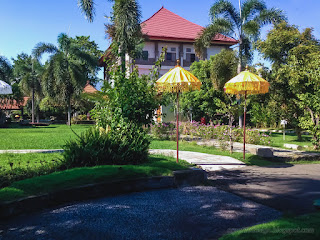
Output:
[
  {"xmin": 0, "ymin": 186, "xmax": 280, "ymax": 240},
  {"xmin": 208, "ymin": 164, "xmax": 320, "ymax": 215}
]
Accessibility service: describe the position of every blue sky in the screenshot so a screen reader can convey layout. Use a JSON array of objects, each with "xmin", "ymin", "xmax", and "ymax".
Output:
[{"xmin": 0, "ymin": 0, "xmax": 319, "ymax": 68}]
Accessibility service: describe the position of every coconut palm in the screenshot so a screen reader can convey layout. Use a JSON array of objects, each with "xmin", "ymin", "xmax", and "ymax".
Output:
[
  {"xmin": 195, "ymin": 0, "xmax": 286, "ymax": 73},
  {"xmin": 78, "ymin": 0, "xmax": 142, "ymax": 73},
  {"xmin": 33, "ymin": 33, "xmax": 98, "ymax": 125},
  {"xmin": 13, "ymin": 53, "xmax": 44, "ymax": 123}
]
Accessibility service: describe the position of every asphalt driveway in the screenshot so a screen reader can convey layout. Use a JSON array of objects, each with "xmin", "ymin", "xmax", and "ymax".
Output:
[
  {"xmin": 0, "ymin": 186, "xmax": 280, "ymax": 240},
  {"xmin": 208, "ymin": 164, "xmax": 320, "ymax": 215}
]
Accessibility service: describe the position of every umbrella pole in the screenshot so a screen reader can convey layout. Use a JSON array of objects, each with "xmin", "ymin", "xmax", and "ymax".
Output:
[
  {"xmin": 176, "ymin": 92, "xmax": 179, "ymax": 163},
  {"xmin": 243, "ymin": 91, "xmax": 247, "ymax": 160}
]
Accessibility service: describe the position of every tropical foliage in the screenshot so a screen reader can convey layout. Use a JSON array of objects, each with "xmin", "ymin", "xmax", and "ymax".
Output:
[
  {"xmin": 0, "ymin": 55, "xmax": 12, "ymax": 83},
  {"xmin": 12, "ymin": 53, "xmax": 44, "ymax": 122},
  {"xmin": 33, "ymin": 33, "xmax": 98, "ymax": 125},
  {"xmin": 195, "ymin": 0, "xmax": 286, "ymax": 72},
  {"xmin": 257, "ymin": 22, "xmax": 320, "ymax": 141},
  {"xmin": 79, "ymin": 0, "xmax": 143, "ymax": 73},
  {"xmin": 180, "ymin": 49, "xmax": 238, "ymax": 122}
]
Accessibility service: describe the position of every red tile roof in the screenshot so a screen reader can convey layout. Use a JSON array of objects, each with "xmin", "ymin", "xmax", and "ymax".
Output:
[
  {"xmin": 0, "ymin": 97, "xmax": 29, "ymax": 110},
  {"xmin": 141, "ymin": 7, "xmax": 237, "ymax": 44},
  {"xmin": 83, "ymin": 83, "xmax": 98, "ymax": 93}
]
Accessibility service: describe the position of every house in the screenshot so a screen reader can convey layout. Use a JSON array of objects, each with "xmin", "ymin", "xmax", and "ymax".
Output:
[{"xmin": 99, "ymin": 7, "xmax": 237, "ymax": 121}]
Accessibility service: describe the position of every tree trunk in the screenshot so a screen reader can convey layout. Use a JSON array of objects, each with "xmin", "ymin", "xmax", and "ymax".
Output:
[
  {"xmin": 31, "ymin": 88, "xmax": 35, "ymax": 123},
  {"xmin": 67, "ymin": 97, "xmax": 71, "ymax": 126},
  {"xmin": 36, "ymin": 108, "xmax": 40, "ymax": 123},
  {"xmin": 120, "ymin": 51, "xmax": 126, "ymax": 75},
  {"xmin": 295, "ymin": 127, "xmax": 302, "ymax": 141}
]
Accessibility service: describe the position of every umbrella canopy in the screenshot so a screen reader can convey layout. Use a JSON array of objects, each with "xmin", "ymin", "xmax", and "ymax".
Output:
[
  {"xmin": 156, "ymin": 61, "xmax": 202, "ymax": 163},
  {"xmin": 224, "ymin": 70, "xmax": 270, "ymax": 95},
  {"xmin": 224, "ymin": 69, "xmax": 270, "ymax": 160},
  {"xmin": 0, "ymin": 80, "xmax": 13, "ymax": 95},
  {"xmin": 156, "ymin": 65, "xmax": 202, "ymax": 93}
]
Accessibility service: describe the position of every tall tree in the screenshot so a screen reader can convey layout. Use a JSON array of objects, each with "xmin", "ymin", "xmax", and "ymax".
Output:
[
  {"xmin": 195, "ymin": 0, "xmax": 285, "ymax": 73},
  {"xmin": 257, "ymin": 22, "xmax": 319, "ymax": 140},
  {"xmin": 13, "ymin": 53, "xmax": 43, "ymax": 123},
  {"xmin": 33, "ymin": 33, "xmax": 98, "ymax": 125},
  {"xmin": 78, "ymin": 0, "xmax": 143, "ymax": 73}
]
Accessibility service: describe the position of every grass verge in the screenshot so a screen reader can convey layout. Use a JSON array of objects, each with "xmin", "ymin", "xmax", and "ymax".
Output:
[
  {"xmin": 220, "ymin": 212, "xmax": 320, "ymax": 240},
  {"xmin": 0, "ymin": 155, "xmax": 191, "ymax": 203}
]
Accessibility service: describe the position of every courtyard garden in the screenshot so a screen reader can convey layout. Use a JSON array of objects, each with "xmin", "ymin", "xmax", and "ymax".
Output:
[{"xmin": 1, "ymin": 0, "xmax": 320, "ymax": 239}]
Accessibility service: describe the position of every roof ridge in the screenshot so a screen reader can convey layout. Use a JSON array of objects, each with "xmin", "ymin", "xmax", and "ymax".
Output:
[
  {"xmin": 141, "ymin": 6, "xmax": 164, "ymax": 25},
  {"xmin": 141, "ymin": 7, "xmax": 203, "ymax": 29}
]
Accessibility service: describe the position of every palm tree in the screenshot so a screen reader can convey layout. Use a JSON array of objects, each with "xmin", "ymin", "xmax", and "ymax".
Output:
[
  {"xmin": 0, "ymin": 55, "xmax": 12, "ymax": 83},
  {"xmin": 78, "ymin": 0, "xmax": 142, "ymax": 73},
  {"xmin": 13, "ymin": 53, "xmax": 43, "ymax": 123},
  {"xmin": 33, "ymin": 33, "xmax": 97, "ymax": 125},
  {"xmin": 195, "ymin": 0, "xmax": 286, "ymax": 73}
]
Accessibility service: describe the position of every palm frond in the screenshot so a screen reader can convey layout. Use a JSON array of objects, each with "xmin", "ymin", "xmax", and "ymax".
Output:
[
  {"xmin": 254, "ymin": 8, "xmax": 287, "ymax": 25},
  {"xmin": 68, "ymin": 45, "xmax": 98, "ymax": 70},
  {"xmin": 241, "ymin": 0, "xmax": 266, "ymax": 21},
  {"xmin": 32, "ymin": 43, "xmax": 58, "ymax": 60},
  {"xmin": 210, "ymin": 0, "xmax": 240, "ymax": 27},
  {"xmin": 195, "ymin": 18, "xmax": 234, "ymax": 58},
  {"xmin": 242, "ymin": 20, "xmax": 260, "ymax": 40},
  {"xmin": 241, "ymin": 36, "xmax": 253, "ymax": 64},
  {"xmin": 57, "ymin": 33, "xmax": 71, "ymax": 52},
  {"xmin": 78, "ymin": 0, "xmax": 95, "ymax": 22}
]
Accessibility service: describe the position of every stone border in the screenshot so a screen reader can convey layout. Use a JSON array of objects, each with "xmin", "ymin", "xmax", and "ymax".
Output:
[{"xmin": 0, "ymin": 168, "xmax": 206, "ymax": 220}]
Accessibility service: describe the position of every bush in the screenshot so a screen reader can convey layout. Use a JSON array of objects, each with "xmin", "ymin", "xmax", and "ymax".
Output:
[
  {"xmin": 150, "ymin": 122, "xmax": 176, "ymax": 140},
  {"xmin": 151, "ymin": 121, "xmax": 272, "ymax": 146},
  {"xmin": 62, "ymin": 122, "xmax": 150, "ymax": 168}
]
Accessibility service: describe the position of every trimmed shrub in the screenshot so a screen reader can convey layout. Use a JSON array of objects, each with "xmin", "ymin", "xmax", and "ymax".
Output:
[{"xmin": 62, "ymin": 122, "xmax": 150, "ymax": 168}]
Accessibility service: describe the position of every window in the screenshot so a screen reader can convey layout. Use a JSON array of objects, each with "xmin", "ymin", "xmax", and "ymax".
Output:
[
  {"xmin": 171, "ymin": 47, "xmax": 176, "ymax": 52},
  {"xmin": 186, "ymin": 53, "xmax": 197, "ymax": 63},
  {"xmin": 190, "ymin": 53, "xmax": 196, "ymax": 63},
  {"xmin": 186, "ymin": 48, "xmax": 192, "ymax": 53},
  {"xmin": 166, "ymin": 52, "xmax": 176, "ymax": 61},
  {"xmin": 141, "ymin": 51, "xmax": 148, "ymax": 60}
]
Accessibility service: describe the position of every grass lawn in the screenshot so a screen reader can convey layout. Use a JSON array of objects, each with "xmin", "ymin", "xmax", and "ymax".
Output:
[
  {"xmin": 220, "ymin": 212, "xmax": 320, "ymax": 240},
  {"xmin": 150, "ymin": 140, "xmax": 277, "ymax": 166},
  {"xmin": 0, "ymin": 124, "xmax": 90, "ymax": 149},
  {"xmin": 270, "ymin": 132, "xmax": 313, "ymax": 149},
  {"xmin": 0, "ymin": 154, "xmax": 191, "ymax": 203},
  {"xmin": 0, "ymin": 152, "xmax": 63, "ymax": 170}
]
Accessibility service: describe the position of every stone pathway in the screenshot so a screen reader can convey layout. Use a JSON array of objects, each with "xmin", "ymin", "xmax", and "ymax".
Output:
[
  {"xmin": 150, "ymin": 149, "xmax": 245, "ymax": 171},
  {"xmin": 0, "ymin": 149, "xmax": 63, "ymax": 154},
  {"xmin": 196, "ymin": 139, "xmax": 320, "ymax": 161}
]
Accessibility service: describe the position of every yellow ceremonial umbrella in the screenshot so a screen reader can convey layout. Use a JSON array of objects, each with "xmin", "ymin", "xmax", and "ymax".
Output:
[
  {"xmin": 156, "ymin": 60, "xmax": 202, "ymax": 163},
  {"xmin": 224, "ymin": 67, "xmax": 270, "ymax": 159}
]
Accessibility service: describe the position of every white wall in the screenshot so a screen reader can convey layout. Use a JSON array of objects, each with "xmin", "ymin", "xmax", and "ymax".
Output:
[
  {"xmin": 158, "ymin": 42, "xmax": 179, "ymax": 56},
  {"xmin": 206, "ymin": 45, "xmax": 227, "ymax": 59},
  {"xmin": 143, "ymin": 42, "xmax": 155, "ymax": 58}
]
